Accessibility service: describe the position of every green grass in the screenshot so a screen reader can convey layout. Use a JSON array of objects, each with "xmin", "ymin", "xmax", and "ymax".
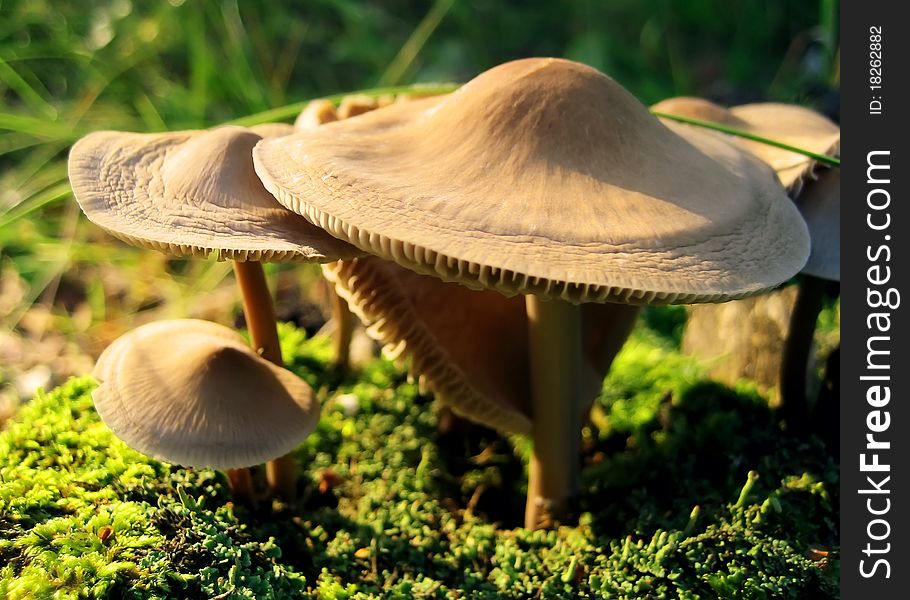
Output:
[
  {"xmin": 0, "ymin": 1, "xmax": 836, "ymax": 352},
  {"xmin": 1, "ymin": 323, "xmax": 838, "ymax": 598}
]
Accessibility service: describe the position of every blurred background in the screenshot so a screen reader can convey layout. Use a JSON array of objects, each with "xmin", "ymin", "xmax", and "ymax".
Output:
[{"xmin": 0, "ymin": 0, "xmax": 839, "ymax": 420}]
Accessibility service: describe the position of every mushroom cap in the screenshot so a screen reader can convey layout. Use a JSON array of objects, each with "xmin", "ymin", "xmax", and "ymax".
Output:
[
  {"xmin": 653, "ymin": 97, "xmax": 840, "ymax": 192},
  {"xmin": 254, "ymin": 58, "xmax": 809, "ymax": 305},
  {"xmin": 324, "ymin": 257, "xmax": 635, "ymax": 433},
  {"xmin": 652, "ymin": 97, "xmax": 840, "ymax": 281},
  {"xmin": 336, "ymin": 94, "xmax": 383, "ymax": 119},
  {"xmin": 730, "ymin": 103, "xmax": 840, "ymax": 191},
  {"xmin": 249, "ymin": 122, "xmax": 296, "ymax": 138},
  {"xmin": 92, "ymin": 319, "xmax": 319, "ymax": 469},
  {"xmin": 68, "ymin": 125, "xmax": 360, "ymax": 262},
  {"xmin": 651, "ymin": 96, "xmax": 749, "ymax": 128},
  {"xmin": 294, "ymin": 99, "xmax": 338, "ymax": 130},
  {"xmin": 798, "ymin": 169, "xmax": 840, "ymax": 281}
]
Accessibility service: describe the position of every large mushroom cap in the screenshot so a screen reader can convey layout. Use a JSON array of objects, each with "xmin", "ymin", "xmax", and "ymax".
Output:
[
  {"xmin": 254, "ymin": 58, "xmax": 808, "ymax": 305},
  {"xmin": 68, "ymin": 125, "xmax": 360, "ymax": 262},
  {"xmin": 92, "ymin": 319, "xmax": 319, "ymax": 469}
]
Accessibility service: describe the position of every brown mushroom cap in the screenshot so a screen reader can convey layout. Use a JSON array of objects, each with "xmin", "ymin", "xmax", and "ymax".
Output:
[
  {"xmin": 651, "ymin": 96, "xmax": 749, "ymax": 128},
  {"xmin": 324, "ymin": 257, "xmax": 635, "ymax": 433},
  {"xmin": 92, "ymin": 319, "xmax": 319, "ymax": 469},
  {"xmin": 294, "ymin": 99, "xmax": 338, "ymax": 129},
  {"xmin": 249, "ymin": 122, "xmax": 296, "ymax": 138},
  {"xmin": 730, "ymin": 103, "xmax": 840, "ymax": 191},
  {"xmin": 653, "ymin": 97, "xmax": 840, "ymax": 192},
  {"xmin": 653, "ymin": 97, "xmax": 840, "ymax": 281},
  {"xmin": 254, "ymin": 58, "xmax": 808, "ymax": 305},
  {"xmin": 68, "ymin": 125, "xmax": 360, "ymax": 262}
]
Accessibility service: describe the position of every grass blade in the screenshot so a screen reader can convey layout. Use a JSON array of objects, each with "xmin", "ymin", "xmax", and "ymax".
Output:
[
  {"xmin": 378, "ymin": 0, "xmax": 458, "ymax": 86},
  {"xmin": 651, "ymin": 111, "xmax": 841, "ymax": 167},
  {"xmin": 0, "ymin": 182, "xmax": 71, "ymax": 229}
]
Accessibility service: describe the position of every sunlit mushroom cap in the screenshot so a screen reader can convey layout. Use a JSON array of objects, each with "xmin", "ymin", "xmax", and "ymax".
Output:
[
  {"xmin": 798, "ymin": 169, "xmax": 839, "ymax": 281},
  {"xmin": 249, "ymin": 122, "xmax": 295, "ymax": 138},
  {"xmin": 92, "ymin": 319, "xmax": 319, "ymax": 469},
  {"xmin": 255, "ymin": 58, "xmax": 808, "ymax": 305},
  {"xmin": 651, "ymin": 96, "xmax": 749, "ymax": 128},
  {"xmin": 324, "ymin": 257, "xmax": 631, "ymax": 433},
  {"xmin": 653, "ymin": 97, "xmax": 840, "ymax": 280},
  {"xmin": 68, "ymin": 125, "xmax": 359, "ymax": 262},
  {"xmin": 730, "ymin": 103, "xmax": 840, "ymax": 191},
  {"xmin": 653, "ymin": 97, "xmax": 840, "ymax": 192},
  {"xmin": 294, "ymin": 99, "xmax": 338, "ymax": 129}
]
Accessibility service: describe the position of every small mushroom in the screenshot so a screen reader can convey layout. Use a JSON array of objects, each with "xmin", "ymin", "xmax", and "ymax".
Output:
[
  {"xmin": 254, "ymin": 58, "xmax": 809, "ymax": 527},
  {"xmin": 68, "ymin": 124, "xmax": 360, "ymax": 498},
  {"xmin": 656, "ymin": 98, "xmax": 840, "ymax": 426},
  {"xmin": 93, "ymin": 319, "xmax": 318, "ymax": 499},
  {"xmin": 294, "ymin": 99, "xmax": 338, "ymax": 130}
]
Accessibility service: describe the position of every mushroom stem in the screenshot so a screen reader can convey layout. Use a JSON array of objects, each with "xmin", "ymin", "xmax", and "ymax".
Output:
[
  {"xmin": 233, "ymin": 260, "xmax": 282, "ymax": 363},
  {"xmin": 524, "ymin": 295, "xmax": 582, "ymax": 529},
  {"xmin": 227, "ymin": 468, "xmax": 257, "ymax": 507},
  {"xmin": 779, "ymin": 275, "xmax": 826, "ymax": 432},
  {"xmin": 332, "ymin": 291, "xmax": 354, "ymax": 373},
  {"xmin": 232, "ymin": 260, "xmax": 298, "ymax": 500},
  {"xmin": 266, "ymin": 455, "xmax": 298, "ymax": 499}
]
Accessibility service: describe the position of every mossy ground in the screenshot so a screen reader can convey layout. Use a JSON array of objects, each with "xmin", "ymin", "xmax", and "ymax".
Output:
[{"xmin": 0, "ymin": 319, "xmax": 838, "ymax": 599}]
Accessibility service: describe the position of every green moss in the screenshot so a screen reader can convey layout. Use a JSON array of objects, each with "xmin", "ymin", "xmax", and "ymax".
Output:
[{"xmin": 1, "ymin": 324, "xmax": 838, "ymax": 598}]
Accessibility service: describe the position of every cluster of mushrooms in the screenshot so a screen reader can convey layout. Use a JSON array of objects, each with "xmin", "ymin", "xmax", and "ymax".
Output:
[
  {"xmin": 652, "ymin": 98, "xmax": 840, "ymax": 430},
  {"xmin": 69, "ymin": 58, "xmax": 831, "ymax": 529}
]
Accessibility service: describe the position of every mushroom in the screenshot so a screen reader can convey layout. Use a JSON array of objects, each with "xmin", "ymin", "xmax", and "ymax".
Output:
[
  {"xmin": 323, "ymin": 256, "xmax": 640, "ymax": 437},
  {"xmin": 731, "ymin": 104, "xmax": 839, "ymax": 428},
  {"xmin": 293, "ymin": 93, "xmax": 442, "ymax": 372},
  {"xmin": 728, "ymin": 102, "xmax": 840, "ymax": 194},
  {"xmin": 68, "ymin": 124, "xmax": 361, "ymax": 498},
  {"xmin": 655, "ymin": 98, "xmax": 840, "ymax": 427},
  {"xmin": 294, "ymin": 99, "xmax": 357, "ymax": 373},
  {"xmin": 253, "ymin": 58, "xmax": 810, "ymax": 527},
  {"xmin": 93, "ymin": 319, "xmax": 319, "ymax": 501},
  {"xmin": 652, "ymin": 98, "xmax": 840, "ymax": 194}
]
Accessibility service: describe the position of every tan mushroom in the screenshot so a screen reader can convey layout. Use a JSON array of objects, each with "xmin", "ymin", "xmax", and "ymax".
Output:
[
  {"xmin": 654, "ymin": 97, "xmax": 840, "ymax": 427},
  {"xmin": 652, "ymin": 98, "xmax": 840, "ymax": 193},
  {"xmin": 730, "ymin": 102, "xmax": 840, "ymax": 193},
  {"xmin": 294, "ymin": 94, "xmax": 446, "ymax": 373},
  {"xmin": 254, "ymin": 58, "xmax": 809, "ymax": 527},
  {"xmin": 93, "ymin": 319, "xmax": 319, "ymax": 496},
  {"xmin": 68, "ymin": 126, "xmax": 356, "ymax": 264},
  {"xmin": 68, "ymin": 124, "xmax": 360, "ymax": 498},
  {"xmin": 294, "ymin": 99, "xmax": 338, "ymax": 130},
  {"xmin": 732, "ymin": 104, "xmax": 840, "ymax": 428},
  {"xmin": 293, "ymin": 99, "xmax": 360, "ymax": 372},
  {"xmin": 325, "ymin": 256, "xmax": 640, "ymax": 437},
  {"xmin": 797, "ymin": 168, "xmax": 839, "ymax": 281}
]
